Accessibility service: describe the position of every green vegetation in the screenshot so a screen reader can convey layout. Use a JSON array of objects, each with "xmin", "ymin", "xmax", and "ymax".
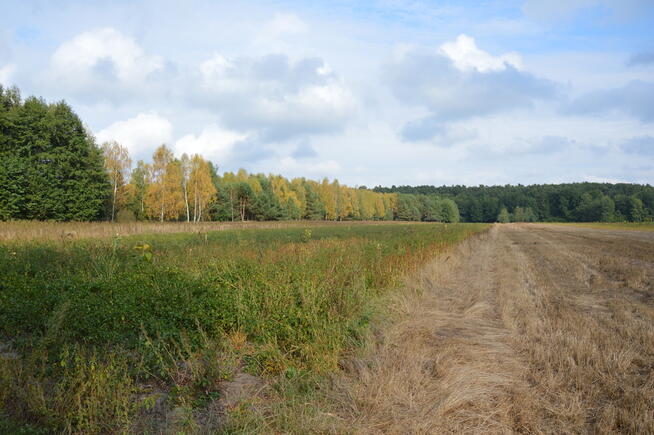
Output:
[
  {"xmin": 0, "ymin": 86, "xmax": 109, "ymax": 221},
  {"xmin": 375, "ymin": 183, "xmax": 654, "ymax": 223},
  {"xmin": 0, "ymin": 223, "xmax": 487, "ymax": 433},
  {"xmin": 1, "ymin": 85, "xmax": 462, "ymax": 224},
  {"xmin": 4, "ymin": 84, "xmax": 653, "ymax": 227}
]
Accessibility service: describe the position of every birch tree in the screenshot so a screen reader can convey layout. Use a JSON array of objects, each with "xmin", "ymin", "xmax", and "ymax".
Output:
[{"xmin": 101, "ymin": 141, "xmax": 132, "ymax": 222}]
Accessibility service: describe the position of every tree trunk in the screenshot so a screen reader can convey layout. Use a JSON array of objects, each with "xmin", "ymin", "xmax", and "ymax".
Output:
[
  {"xmin": 230, "ymin": 189, "xmax": 235, "ymax": 222},
  {"xmin": 111, "ymin": 180, "xmax": 117, "ymax": 222},
  {"xmin": 184, "ymin": 183, "xmax": 190, "ymax": 222}
]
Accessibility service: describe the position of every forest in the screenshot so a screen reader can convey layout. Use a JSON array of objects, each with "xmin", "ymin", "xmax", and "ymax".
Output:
[
  {"xmin": 374, "ymin": 182, "xmax": 654, "ymax": 223},
  {"xmin": 0, "ymin": 85, "xmax": 460, "ymax": 224},
  {"xmin": 1, "ymin": 84, "xmax": 652, "ymax": 224}
]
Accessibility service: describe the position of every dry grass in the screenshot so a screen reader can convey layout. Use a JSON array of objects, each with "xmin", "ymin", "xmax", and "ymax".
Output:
[
  {"xmin": 545, "ymin": 222, "xmax": 654, "ymax": 232},
  {"xmin": 0, "ymin": 220, "xmax": 417, "ymax": 242},
  {"xmin": 329, "ymin": 223, "xmax": 654, "ymax": 434}
]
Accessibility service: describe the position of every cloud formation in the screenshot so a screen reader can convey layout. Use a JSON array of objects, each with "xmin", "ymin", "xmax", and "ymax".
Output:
[
  {"xmin": 0, "ymin": 63, "xmax": 14, "ymax": 85},
  {"xmin": 440, "ymin": 34, "xmax": 523, "ymax": 72},
  {"xmin": 195, "ymin": 53, "xmax": 355, "ymax": 140},
  {"xmin": 4, "ymin": 0, "xmax": 653, "ymax": 186},
  {"xmin": 564, "ymin": 80, "xmax": 654, "ymax": 122},
  {"xmin": 48, "ymin": 28, "xmax": 165, "ymax": 101},
  {"xmin": 96, "ymin": 113, "xmax": 173, "ymax": 159},
  {"xmin": 292, "ymin": 140, "xmax": 319, "ymax": 159},
  {"xmin": 387, "ymin": 35, "xmax": 556, "ymax": 141},
  {"xmin": 174, "ymin": 124, "xmax": 248, "ymax": 162}
]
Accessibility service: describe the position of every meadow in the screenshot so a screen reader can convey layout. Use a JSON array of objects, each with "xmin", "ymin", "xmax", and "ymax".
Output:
[
  {"xmin": 0, "ymin": 222, "xmax": 487, "ymax": 433},
  {"xmin": 0, "ymin": 219, "xmax": 417, "ymax": 242}
]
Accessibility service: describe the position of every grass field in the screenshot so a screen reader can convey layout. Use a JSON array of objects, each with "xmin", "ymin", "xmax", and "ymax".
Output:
[
  {"xmin": 0, "ymin": 219, "xmax": 421, "ymax": 242},
  {"xmin": 544, "ymin": 222, "xmax": 654, "ymax": 231},
  {"xmin": 0, "ymin": 222, "xmax": 487, "ymax": 433}
]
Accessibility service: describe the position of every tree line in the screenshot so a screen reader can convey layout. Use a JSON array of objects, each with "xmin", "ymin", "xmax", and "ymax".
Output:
[
  {"xmin": 4, "ymin": 85, "xmax": 650, "ymax": 224},
  {"xmin": 373, "ymin": 183, "xmax": 654, "ymax": 223},
  {"xmin": 0, "ymin": 85, "xmax": 461, "ymax": 223}
]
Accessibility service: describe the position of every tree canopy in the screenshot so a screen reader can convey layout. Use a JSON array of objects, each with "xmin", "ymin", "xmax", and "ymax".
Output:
[
  {"xmin": 0, "ymin": 85, "xmax": 109, "ymax": 221},
  {"xmin": 373, "ymin": 183, "xmax": 654, "ymax": 223},
  {"xmin": 3, "ymin": 85, "xmax": 651, "ymax": 224}
]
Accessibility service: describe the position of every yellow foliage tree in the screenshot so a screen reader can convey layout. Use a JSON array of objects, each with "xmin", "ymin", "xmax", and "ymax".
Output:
[
  {"xmin": 101, "ymin": 140, "xmax": 132, "ymax": 222},
  {"xmin": 188, "ymin": 154, "xmax": 217, "ymax": 222},
  {"xmin": 318, "ymin": 178, "xmax": 337, "ymax": 220},
  {"xmin": 144, "ymin": 145, "xmax": 185, "ymax": 221}
]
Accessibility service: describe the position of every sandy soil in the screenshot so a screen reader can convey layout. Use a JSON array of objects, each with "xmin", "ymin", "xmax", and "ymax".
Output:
[{"xmin": 336, "ymin": 224, "xmax": 654, "ymax": 434}]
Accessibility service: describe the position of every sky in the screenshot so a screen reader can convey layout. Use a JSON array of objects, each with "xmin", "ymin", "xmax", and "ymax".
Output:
[{"xmin": 1, "ymin": 0, "xmax": 653, "ymax": 187}]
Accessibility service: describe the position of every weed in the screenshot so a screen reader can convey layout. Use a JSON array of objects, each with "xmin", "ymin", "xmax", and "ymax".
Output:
[{"xmin": 0, "ymin": 223, "xmax": 486, "ymax": 432}]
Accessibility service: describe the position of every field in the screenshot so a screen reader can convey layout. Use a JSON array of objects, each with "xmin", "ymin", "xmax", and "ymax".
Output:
[
  {"xmin": 2, "ymin": 222, "xmax": 653, "ymax": 434},
  {"xmin": 0, "ymin": 222, "xmax": 486, "ymax": 433},
  {"xmin": 332, "ymin": 223, "xmax": 654, "ymax": 433},
  {"xmin": 0, "ymin": 220, "xmax": 419, "ymax": 242},
  {"xmin": 545, "ymin": 222, "xmax": 654, "ymax": 232}
]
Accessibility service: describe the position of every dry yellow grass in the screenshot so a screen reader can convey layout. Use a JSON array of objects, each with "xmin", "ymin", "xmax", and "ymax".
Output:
[
  {"xmin": 545, "ymin": 222, "xmax": 654, "ymax": 232},
  {"xmin": 330, "ymin": 223, "xmax": 654, "ymax": 433},
  {"xmin": 0, "ymin": 220, "xmax": 418, "ymax": 242}
]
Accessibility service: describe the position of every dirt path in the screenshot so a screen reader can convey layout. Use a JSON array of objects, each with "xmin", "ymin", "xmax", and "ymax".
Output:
[{"xmin": 336, "ymin": 224, "xmax": 654, "ymax": 434}]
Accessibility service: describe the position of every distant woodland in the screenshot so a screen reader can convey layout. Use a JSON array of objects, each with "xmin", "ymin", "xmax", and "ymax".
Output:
[
  {"xmin": 374, "ymin": 183, "xmax": 654, "ymax": 223},
  {"xmin": 1, "ymin": 85, "xmax": 652, "ymax": 224}
]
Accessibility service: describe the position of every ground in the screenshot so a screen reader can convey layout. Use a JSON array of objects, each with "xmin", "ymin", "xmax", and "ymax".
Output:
[{"xmin": 335, "ymin": 223, "xmax": 654, "ymax": 433}]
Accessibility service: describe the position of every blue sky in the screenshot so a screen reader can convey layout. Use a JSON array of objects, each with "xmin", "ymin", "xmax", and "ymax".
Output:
[{"xmin": 1, "ymin": 0, "xmax": 653, "ymax": 186}]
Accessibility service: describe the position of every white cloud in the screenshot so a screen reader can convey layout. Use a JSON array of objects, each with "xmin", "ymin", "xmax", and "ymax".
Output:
[
  {"xmin": 440, "ymin": 34, "xmax": 522, "ymax": 72},
  {"xmin": 174, "ymin": 124, "xmax": 248, "ymax": 162},
  {"xmin": 387, "ymin": 41, "xmax": 555, "ymax": 140},
  {"xmin": 563, "ymin": 80, "xmax": 654, "ymax": 122},
  {"xmin": 264, "ymin": 13, "xmax": 307, "ymax": 38},
  {"xmin": 0, "ymin": 63, "xmax": 14, "ymax": 85},
  {"xmin": 195, "ymin": 53, "xmax": 356, "ymax": 140},
  {"xmin": 95, "ymin": 112, "xmax": 172, "ymax": 158},
  {"xmin": 48, "ymin": 28, "xmax": 164, "ymax": 99},
  {"xmin": 253, "ymin": 13, "xmax": 308, "ymax": 50}
]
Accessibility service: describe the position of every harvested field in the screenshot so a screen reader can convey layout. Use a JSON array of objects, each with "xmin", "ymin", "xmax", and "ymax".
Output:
[{"xmin": 335, "ymin": 223, "xmax": 654, "ymax": 433}]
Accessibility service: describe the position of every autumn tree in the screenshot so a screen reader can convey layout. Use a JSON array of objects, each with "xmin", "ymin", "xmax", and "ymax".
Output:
[
  {"xmin": 125, "ymin": 160, "xmax": 150, "ymax": 220},
  {"xmin": 188, "ymin": 154, "xmax": 217, "ymax": 222},
  {"xmin": 101, "ymin": 141, "xmax": 132, "ymax": 222},
  {"xmin": 145, "ymin": 145, "xmax": 184, "ymax": 221},
  {"xmin": 318, "ymin": 178, "xmax": 337, "ymax": 220},
  {"xmin": 180, "ymin": 153, "xmax": 192, "ymax": 222}
]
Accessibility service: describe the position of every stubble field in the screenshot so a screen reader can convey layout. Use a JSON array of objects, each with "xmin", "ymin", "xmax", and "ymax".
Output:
[{"xmin": 331, "ymin": 223, "xmax": 654, "ymax": 433}]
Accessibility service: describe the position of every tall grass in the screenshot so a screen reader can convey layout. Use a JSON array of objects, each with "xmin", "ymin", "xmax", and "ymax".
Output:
[
  {"xmin": 0, "ymin": 219, "xmax": 420, "ymax": 242},
  {"xmin": 0, "ymin": 223, "xmax": 486, "ymax": 433}
]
